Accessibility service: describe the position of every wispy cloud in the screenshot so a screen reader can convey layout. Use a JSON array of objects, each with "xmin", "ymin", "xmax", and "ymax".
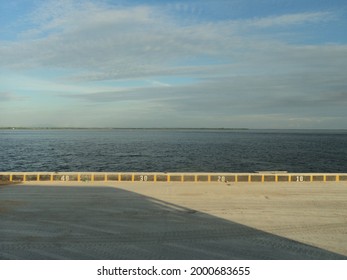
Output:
[
  {"xmin": 0, "ymin": 92, "xmax": 14, "ymax": 102},
  {"xmin": 0, "ymin": 91, "xmax": 28, "ymax": 102},
  {"xmin": 0, "ymin": 2, "xmax": 340, "ymax": 77},
  {"xmin": 1, "ymin": 5, "xmax": 231, "ymax": 72},
  {"xmin": 245, "ymin": 11, "xmax": 336, "ymax": 28}
]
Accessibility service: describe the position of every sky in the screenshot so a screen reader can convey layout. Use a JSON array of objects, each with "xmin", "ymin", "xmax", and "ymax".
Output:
[{"xmin": 0, "ymin": 0, "xmax": 347, "ymax": 128}]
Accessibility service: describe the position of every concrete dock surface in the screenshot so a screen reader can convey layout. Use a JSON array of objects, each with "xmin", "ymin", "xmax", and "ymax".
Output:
[{"xmin": 0, "ymin": 181, "xmax": 346, "ymax": 259}]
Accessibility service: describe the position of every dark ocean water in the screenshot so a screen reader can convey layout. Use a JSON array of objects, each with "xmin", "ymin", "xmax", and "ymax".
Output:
[{"xmin": 0, "ymin": 129, "xmax": 346, "ymax": 172}]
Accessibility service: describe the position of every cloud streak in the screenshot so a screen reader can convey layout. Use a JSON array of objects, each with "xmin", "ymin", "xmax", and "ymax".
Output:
[
  {"xmin": 0, "ymin": 92, "xmax": 14, "ymax": 102},
  {"xmin": 245, "ymin": 11, "xmax": 336, "ymax": 28}
]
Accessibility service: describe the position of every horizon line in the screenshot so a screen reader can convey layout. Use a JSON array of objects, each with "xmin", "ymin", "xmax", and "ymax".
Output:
[{"xmin": 1, "ymin": 127, "xmax": 347, "ymax": 130}]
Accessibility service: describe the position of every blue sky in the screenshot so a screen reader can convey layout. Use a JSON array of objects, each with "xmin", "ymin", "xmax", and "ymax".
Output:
[{"xmin": 1, "ymin": 0, "xmax": 347, "ymax": 128}]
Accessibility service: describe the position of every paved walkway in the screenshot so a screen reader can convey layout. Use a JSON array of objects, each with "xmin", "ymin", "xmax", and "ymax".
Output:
[{"xmin": 0, "ymin": 181, "xmax": 346, "ymax": 259}]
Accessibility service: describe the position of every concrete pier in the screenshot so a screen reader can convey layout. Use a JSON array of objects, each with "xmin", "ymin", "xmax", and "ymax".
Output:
[{"xmin": 0, "ymin": 179, "xmax": 347, "ymax": 260}]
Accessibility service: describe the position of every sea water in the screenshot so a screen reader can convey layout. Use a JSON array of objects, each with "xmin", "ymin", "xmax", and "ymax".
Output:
[{"xmin": 0, "ymin": 129, "xmax": 346, "ymax": 172}]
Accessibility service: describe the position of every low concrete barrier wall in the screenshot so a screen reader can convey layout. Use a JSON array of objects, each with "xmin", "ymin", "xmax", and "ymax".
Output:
[{"xmin": 0, "ymin": 172, "xmax": 347, "ymax": 183}]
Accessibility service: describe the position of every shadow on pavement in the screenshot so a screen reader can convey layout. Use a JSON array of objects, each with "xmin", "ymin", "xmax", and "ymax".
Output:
[{"xmin": 0, "ymin": 184, "xmax": 346, "ymax": 260}]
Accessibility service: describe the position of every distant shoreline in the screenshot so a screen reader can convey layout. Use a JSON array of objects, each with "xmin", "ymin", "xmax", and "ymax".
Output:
[
  {"xmin": 0, "ymin": 127, "xmax": 249, "ymax": 131},
  {"xmin": 1, "ymin": 127, "xmax": 347, "ymax": 131}
]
